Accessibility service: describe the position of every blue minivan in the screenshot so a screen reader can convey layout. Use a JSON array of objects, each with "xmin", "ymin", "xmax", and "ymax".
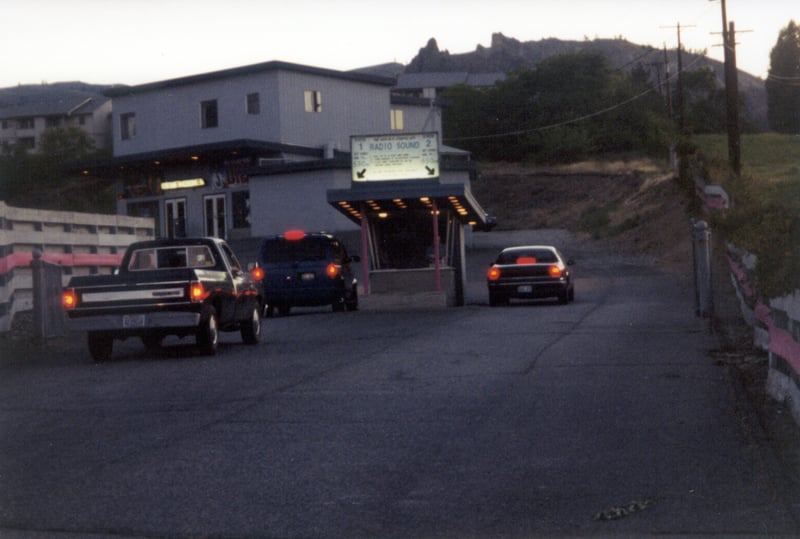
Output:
[{"xmin": 258, "ymin": 230, "xmax": 360, "ymax": 316}]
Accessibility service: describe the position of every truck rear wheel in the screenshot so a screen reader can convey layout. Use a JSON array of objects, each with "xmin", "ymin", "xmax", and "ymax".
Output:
[
  {"xmin": 240, "ymin": 304, "xmax": 261, "ymax": 345},
  {"xmin": 197, "ymin": 307, "xmax": 219, "ymax": 355},
  {"xmin": 88, "ymin": 332, "xmax": 113, "ymax": 362}
]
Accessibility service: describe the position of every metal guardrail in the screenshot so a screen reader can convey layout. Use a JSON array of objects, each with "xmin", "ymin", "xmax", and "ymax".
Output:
[{"xmin": 0, "ymin": 201, "xmax": 155, "ymax": 333}]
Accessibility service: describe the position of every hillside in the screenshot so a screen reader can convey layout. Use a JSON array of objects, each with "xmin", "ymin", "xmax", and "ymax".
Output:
[
  {"xmin": 471, "ymin": 158, "xmax": 693, "ymax": 271},
  {"xmin": 365, "ymin": 33, "xmax": 767, "ymax": 129}
]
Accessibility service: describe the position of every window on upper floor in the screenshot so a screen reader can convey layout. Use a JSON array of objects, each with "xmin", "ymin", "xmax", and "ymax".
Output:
[
  {"xmin": 201, "ymin": 99, "xmax": 218, "ymax": 128},
  {"xmin": 246, "ymin": 93, "xmax": 260, "ymax": 115},
  {"xmin": 390, "ymin": 109, "xmax": 404, "ymax": 131},
  {"xmin": 45, "ymin": 117, "xmax": 60, "ymax": 128},
  {"xmin": 120, "ymin": 112, "xmax": 136, "ymax": 140},
  {"xmin": 304, "ymin": 90, "xmax": 322, "ymax": 113},
  {"xmin": 17, "ymin": 118, "xmax": 34, "ymax": 130}
]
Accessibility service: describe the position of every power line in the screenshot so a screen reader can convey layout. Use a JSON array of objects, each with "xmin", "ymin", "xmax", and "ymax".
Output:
[{"xmin": 443, "ymin": 54, "xmax": 708, "ymax": 144}]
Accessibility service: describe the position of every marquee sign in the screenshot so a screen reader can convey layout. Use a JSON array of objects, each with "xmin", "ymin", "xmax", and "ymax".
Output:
[{"xmin": 350, "ymin": 132, "xmax": 439, "ymax": 182}]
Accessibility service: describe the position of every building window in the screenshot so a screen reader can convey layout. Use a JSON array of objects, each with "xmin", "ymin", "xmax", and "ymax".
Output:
[
  {"xmin": 120, "ymin": 112, "xmax": 136, "ymax": 140},
  {"xmin": 246, "ymin": 93, "xmax": 260, "ymax": 115},
  {"xmin": 390, "ymin": 109, "xmax": 404, "ymax": 130},
  {"xmin": 17, "ymin": 118, "xmax": 34, "ymax": 130},
  {"xmin": 46, "ymin": 117, "xmax": 60, "ymax": 128},
  {"xmin": 201, "ymin": 99, "xmax": 218, "ymax": 128},
  {"xmin": 304, "ymin": 90, "xmax": 322, "ymax": 113}
]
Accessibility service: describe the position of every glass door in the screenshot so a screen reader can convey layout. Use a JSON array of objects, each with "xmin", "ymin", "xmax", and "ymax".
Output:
[
  {"xmin": 165, "ymin": 198, "xmax": 186, "ymax": 238},
  {"xmin": 205, "ymin": 194, "xmax": 226, "ymax": 239}
]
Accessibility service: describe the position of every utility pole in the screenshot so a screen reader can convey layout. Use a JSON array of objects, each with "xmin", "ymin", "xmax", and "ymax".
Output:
[
  {"xmin": 660, "ymin": 22, "xmax": 694, "ymax": 135},
  {"xmin": 716, "ymin": 0, "xmax": 742, "ymax": 176}
]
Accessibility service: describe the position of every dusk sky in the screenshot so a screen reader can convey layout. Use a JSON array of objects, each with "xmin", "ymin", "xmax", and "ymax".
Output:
[{"xmin": 2, "ymin": 0, "xmax": 797, "ymax": 88}]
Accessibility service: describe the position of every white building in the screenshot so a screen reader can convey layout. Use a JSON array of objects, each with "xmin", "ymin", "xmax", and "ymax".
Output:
[{"xmin": 80, "ymin": 60, "xmax": 485, "ymax": 243}]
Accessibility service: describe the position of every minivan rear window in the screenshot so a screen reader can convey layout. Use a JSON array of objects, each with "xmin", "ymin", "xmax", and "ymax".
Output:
[{"xmin": 260, "ymin": 238, "xmax": 328, "ymax": 263}]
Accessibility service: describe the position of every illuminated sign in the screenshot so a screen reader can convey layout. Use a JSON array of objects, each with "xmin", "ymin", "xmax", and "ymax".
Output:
[
  {"xmin": 161, "ymin": 178, "xmax": 206, "ymax": 190},
  {"xmin": 351, "ymin": 132, "xmax": 439, "ymax": 182}
]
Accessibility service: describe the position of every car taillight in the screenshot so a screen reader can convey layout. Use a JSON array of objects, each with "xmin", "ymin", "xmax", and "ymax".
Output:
[
  {"xmin": 487, "ymin": 267, "xmax": 501, "ymax": 281},
  {"xmin": 326, "ymin": 263, "xmax": 340, "ymax": 278},
  {"xmin": 62, "ymin": 289, "xmax": 77, "ymax": 310},
  {"xmin": 251, "ymin": 266, "xmax": 265, "ymax": 281},
  {"xmin": 549, "ymin": 265, "xmax": 563, "ymax": 278},
  {"xmin": 189, "ymin": 282, "xmax": 208, "ymax": 302}
]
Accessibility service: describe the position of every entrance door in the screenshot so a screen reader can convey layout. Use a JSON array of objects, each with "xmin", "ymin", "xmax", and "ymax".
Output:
[
  {"xmin": 205, "ymin": 194, "xmax": 226, "ymax": 239},
  {"xmin": 165, "ymin": 198, "xmax": 186, "ymax": 238}
]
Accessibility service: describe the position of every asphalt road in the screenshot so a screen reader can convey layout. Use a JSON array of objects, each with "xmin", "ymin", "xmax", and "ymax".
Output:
[{"xmin": 1, "ymin": 230, "xmax": 798, "ymax": 538}]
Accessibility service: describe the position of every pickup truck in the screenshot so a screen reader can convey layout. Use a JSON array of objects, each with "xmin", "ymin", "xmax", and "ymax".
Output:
[{"xmin": 62, "ymin": 237, "xmax": 264, "ymax": 361}]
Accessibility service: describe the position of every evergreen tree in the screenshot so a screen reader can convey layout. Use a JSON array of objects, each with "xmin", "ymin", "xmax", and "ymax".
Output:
[{"xmin": 766, "ymin": 20, "xmax": 800, "ymax": 133}]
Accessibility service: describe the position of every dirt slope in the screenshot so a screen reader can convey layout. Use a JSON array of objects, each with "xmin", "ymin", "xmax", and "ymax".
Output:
[{"xmin": 472, "ymin": 159, "xmax": 693, "ymax": 271}]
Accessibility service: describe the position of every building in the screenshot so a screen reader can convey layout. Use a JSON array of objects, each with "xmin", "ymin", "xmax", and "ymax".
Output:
[
  {"xmin": 78, "ymin": 60, "xmax": 493, "ymax": 305},
  {"xmin": 0, "ymin": 84, "xmax": 111, "ymax": 154},
  {"xmin": 79, "ymin": 60, "xmax": 483, "ymax": 241}
]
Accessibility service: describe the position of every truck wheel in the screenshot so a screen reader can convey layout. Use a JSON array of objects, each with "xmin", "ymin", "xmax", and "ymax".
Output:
[
  {"xmin": 88, "ymin": 332, "xmax": 113, "ymax": 362},
  {"xmin": 240, "ymin": 304, "xmax": 261, "ymax": 345},
  {"xmin": 197, "ymin": 307, "xmax": 219, "ymax": 355}
]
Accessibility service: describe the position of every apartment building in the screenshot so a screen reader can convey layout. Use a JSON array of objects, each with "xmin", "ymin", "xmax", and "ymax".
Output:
[{"xmin": 0, "ymin": 85, "xmax": 111, "ymax": 153}]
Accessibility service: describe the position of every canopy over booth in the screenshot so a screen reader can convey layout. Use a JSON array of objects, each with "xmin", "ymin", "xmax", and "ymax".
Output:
[{"xmin": 327, "ymin": 180, "xmax": 494, "ymax": 305}]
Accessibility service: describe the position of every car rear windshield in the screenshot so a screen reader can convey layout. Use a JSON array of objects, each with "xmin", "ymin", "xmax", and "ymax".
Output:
[
  {"xmin": 497, "ymin": 249, "xmax": 558, "ymax": 264},
  {"xmin": 260, "ymin": 238, "xmax": 328, "ymax": 264}
]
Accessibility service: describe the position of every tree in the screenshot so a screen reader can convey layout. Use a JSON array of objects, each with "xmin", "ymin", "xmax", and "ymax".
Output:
[{"xmin": 766, "ymin": 20, "xmax": 800, "ymax": 133}]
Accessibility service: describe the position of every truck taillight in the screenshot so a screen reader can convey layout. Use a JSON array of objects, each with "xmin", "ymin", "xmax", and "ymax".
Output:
[
  {"xmin": 62, "ymin": 289, "xmax": 77, "ymax": 310},
  {"xmin": 190, "ymin": 282, "xmax": 208, "ymax": 302},
  {"xmin": 251, "ymin": 266, "xmax": 265, "ymax": 281},
  {"xmin": 326, "ymin": 263, "xmax": 339, "ymax": 278}
]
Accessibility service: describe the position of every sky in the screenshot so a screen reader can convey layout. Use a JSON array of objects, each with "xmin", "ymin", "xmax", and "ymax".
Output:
[{"xmin": 2, "ymin": 0, "xmax": 797, "ymax": 89}]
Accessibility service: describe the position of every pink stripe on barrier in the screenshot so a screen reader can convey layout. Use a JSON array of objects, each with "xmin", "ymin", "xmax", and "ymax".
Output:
[
  {"xmin": 0, "ymin": 252, "xmax": 123, "ymax": 275},
  {"xmin": 770, "ymin": 325, "xmax": 800, "ymax": 374},
  {"xmin": 727, "ymin": 255, "xmax": 754, "ymax": 301},
  {"xmin": 727, "ymin": 252, "xmax": 800, "ymax": 373}
]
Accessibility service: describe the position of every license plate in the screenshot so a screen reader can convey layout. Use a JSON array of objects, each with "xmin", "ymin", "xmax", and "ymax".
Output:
[
  {"xmin": 300, "ymin": 272, "xmax": 316, "ymax": 281},
  {"xmin": 123, "ymin": 314, "xmax": 146, "ymax": 328},
  {"xmin": 517, "ymin": 285, "xmax": 533, "ymax": 293}
]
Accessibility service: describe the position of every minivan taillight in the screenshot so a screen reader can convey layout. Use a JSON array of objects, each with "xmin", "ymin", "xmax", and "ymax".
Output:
[{"xmin": 326, "ymin": 263, "xmax": 340, "ymax": 278}]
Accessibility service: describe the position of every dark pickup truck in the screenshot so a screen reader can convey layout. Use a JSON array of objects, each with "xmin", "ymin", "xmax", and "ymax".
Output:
[{"xmin": 62, "ymin": 237, "xmax": 264, "ymax": 361}]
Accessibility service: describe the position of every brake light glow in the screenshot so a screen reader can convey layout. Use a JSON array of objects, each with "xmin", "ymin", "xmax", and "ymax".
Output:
[
  {"xmin": 62, "ymin": 289, "xmax": 77, "ymax": 310},
  {"xmin": 251, "ymin": 266, "xmax": 265, "ymax": 281},
  {"xmin": 326, "ymin": 263, "xmax": 340, "ymax": 278},
  {"xmin": 284, "ymin": 229, "xmax": 305, "ymax": 241},
  {"xmin": 189, "ymin": 282, "xmax": 209, "ymax": 302},
  {"xmin": 549, "ymin": 265, "xmax": 563, "ymax": 278},
  {"xmin": 487, "ymin": 267, "xmax": 501, "ymax": 281},
  {"xmin": 517, "ymin": 256, "xmax": 537, "ymax": 264}
]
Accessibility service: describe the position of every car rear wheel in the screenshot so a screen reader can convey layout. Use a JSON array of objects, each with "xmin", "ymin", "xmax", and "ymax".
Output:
[
  {"xmin": 240, "ymin": 304, "xmax": 261, "ymax": 345},
  {"xmin": 88, "ymin": 331, "xmax": 113, "ymax": 362},
  {"xmin": 197, "ymin": 306, "xmax": 219, "ymax": 355}
]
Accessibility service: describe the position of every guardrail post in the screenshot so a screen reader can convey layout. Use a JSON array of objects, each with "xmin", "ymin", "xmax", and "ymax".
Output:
[
  {"xmin": 692, "ymin": 220, "xmax": 713, "ymax": 318},
  {"xmin": 31, "ymin": 249, "xmax": 66, "ymax": 342}
]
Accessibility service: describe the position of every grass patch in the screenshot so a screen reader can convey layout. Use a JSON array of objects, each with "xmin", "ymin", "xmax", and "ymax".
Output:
[{"xmin": 694, "ymin": 133, "xmax": 800, "ymax": 296}]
